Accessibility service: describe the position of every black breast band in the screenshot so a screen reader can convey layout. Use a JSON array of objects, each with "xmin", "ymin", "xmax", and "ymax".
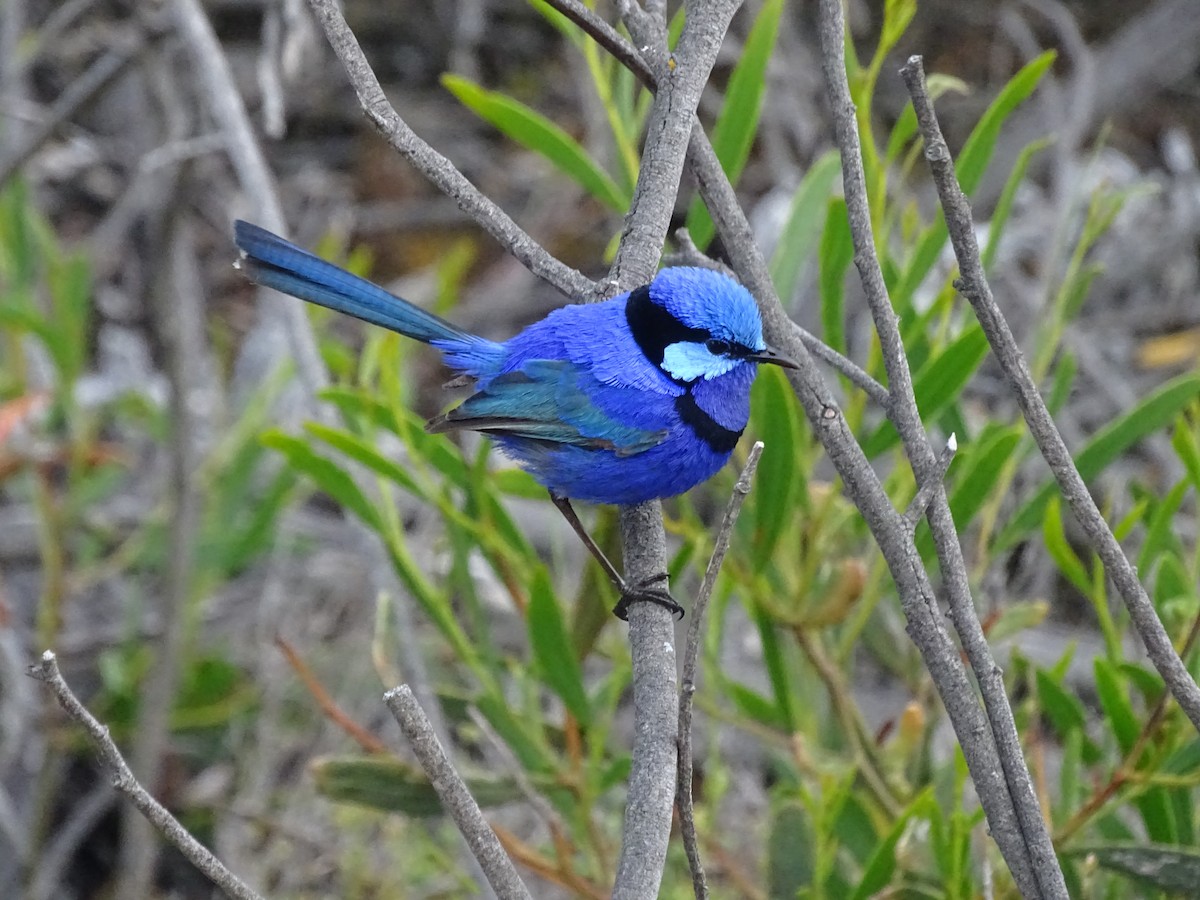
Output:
[{"xmin": 675, "ymin": 391, "xmax": 742, "ymax": 454}]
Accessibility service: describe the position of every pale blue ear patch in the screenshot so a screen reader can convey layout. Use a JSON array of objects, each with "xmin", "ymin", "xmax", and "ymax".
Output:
[{"xmin": 662, "ymin": 341, "xmax": 739, "ymax": 382}]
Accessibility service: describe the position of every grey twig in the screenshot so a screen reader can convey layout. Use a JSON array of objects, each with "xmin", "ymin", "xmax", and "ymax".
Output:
[
  {"xmin": 384, "ymin": 686, "xmax": 532, "ymax": 900},
  {"xmin": 304, "ymin": 0, "xmax": 594, "ymax": 303},
  {"xmin": 594, "ymin": 1, "xmax": 1056, "ymax": 894},
  {"xmin": 605, "ymin": 4, "xmax": 742, "ymax": 897},
  {"xmin": 546, "ymin": 0, "xmax": 891, "ymax": 410},
  {"xmin": 677, "ymin": 441, "xmax": 764, "ymax": 900},
  {"xmin": 902, "ymin": 433, "xmax": 957, "ymax": 530},
  {"xmin": 901, "ymin": 54, "xmax": 1200, "ymax": 736},
  {"xmin": 27, "ymin": 652, "xmax": 267, "ymax": 900},
  {"xmin": 815, "ymin": 7, "xmax": 1065, "ymax": 895}
]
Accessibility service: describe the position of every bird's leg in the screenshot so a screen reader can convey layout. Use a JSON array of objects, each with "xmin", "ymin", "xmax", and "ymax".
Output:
[{"xmin": 548, "ymin": 492, "xmax": 683, "ymax": 620}]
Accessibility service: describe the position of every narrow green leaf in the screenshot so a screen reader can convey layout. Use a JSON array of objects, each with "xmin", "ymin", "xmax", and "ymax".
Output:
[
  {"xmin": 1138, "ymin": 479, "xmax": 1189, "ymax": 573},
  {"xmin": 862, "ymin": 325, "xmax": 988, "ymax": 457},
  {"xmin": 312, "ymin": 755, "xmax": 526, "ymax": 816},
  {"xmin": 750, "ymin": 366, "xmax": 803, "ymax": 566},
  {"xmin": 1066, "ymin": 843, "xmax": 1200, "ymax": 894},
  {"xmin": 442, "ymin": 74, "xmax": 628, "ymax": 211},
  {"xmin": 1094, "ymin": 658, "xmax": 1139, "ymax": 754},
  {"xmin": 1172, "ymin": 416, "xmax": 1200, "ymax": 492},
  {"xmin": 850, "ymin": 790, "xmax": 933, "ymax": 900},
  {"xmin": 768, "ymin": 802, "xmax": 815, "ymax": 898},
  {"xmin": 983, "ymin": 137, "xmax": 1052, "ymax": 272},
  {"xmin": 1035, "ymin": 667, "xmax": 1099, "ymax": 763},
  {"xmin": 528, "ymin": 568, "xmax": 591, "ymax": 725},
  {"xmin": 819, "ymin": 198, "xmax": 854, "ymax": 357},
  {"xmin": 686, "ymin": 0, "xmax": 784, "ymax": 247},
  {"xmin": 769, "ymin": 151, "xmax": 841, "ymax": 305},
  {"xmin": 726, "ymin": 680, "xmax": 787, "ymax": 730},
  {"xmin": 998, "ymin": 372, "xmax": 1200, "ymax": 547},
  {"xmin": 956, "ymin": 51, "xmax": 1056, "ymax": 196},
  {"xmin": 262, "ymin": 430, "xmax": 382, "ymax": 530},
  {"xmin": 304, "ymin": 421, "xmax": 423, "ymax": 495},
  {"xmin": 1043, "ymin": 498, "xmax": 1092, "ymax": 595}
]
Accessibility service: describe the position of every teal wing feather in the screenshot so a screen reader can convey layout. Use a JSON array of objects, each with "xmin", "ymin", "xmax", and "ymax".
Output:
[{"xmin": 426, "ymin": 360, "xmax": 666, "ymax": 457}]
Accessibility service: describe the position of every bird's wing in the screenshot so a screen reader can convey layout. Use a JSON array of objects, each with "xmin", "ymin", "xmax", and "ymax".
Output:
[{"xmin": 425, "ymin": 360, "xmax": 667, "ymax": 457}]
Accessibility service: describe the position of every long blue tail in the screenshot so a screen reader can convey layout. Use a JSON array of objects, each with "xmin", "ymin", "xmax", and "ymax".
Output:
[{"xmin": 234, "ymin": 221, "xmax": 474, "ymax": 346}]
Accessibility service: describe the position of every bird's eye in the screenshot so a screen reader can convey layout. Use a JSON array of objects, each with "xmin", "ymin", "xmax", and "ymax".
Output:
[{"xmin": 705, "ymin": 338, "xmax": 733, "ymax": 356}]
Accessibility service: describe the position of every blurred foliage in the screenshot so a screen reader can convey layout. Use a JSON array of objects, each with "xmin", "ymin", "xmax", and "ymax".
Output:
[{"xmin": 8, "ymin": 0, "xmax": 1200, "ymax": 897}]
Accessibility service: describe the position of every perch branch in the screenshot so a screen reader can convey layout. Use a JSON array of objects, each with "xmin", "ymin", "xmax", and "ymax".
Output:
[
  {"xmin": 27, "ymin": 652, "xmax": 266, "ymax": 900},
  {"xmin": 677, "ymin": 441, "xmax": 764, "ymax": 900},
  {"xmin": 605, "ymin": 4, "xmax": 743, "ymax": 898},
  {"xmin": 384, "ymin": 686, "xmax": 532, "ymax": 900},
  {"xmin": 901, "ymin": 54, "xmax": 1200, "ymax": 736}
]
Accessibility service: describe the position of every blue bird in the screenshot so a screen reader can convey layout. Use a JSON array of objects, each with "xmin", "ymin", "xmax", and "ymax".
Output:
[{"xmin": 234, "ymin": 221, "xmax": 796, "ymax": 616}]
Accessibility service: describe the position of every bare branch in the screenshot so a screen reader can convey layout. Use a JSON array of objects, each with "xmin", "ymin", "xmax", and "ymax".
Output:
[
  {"xmin": 604, "ymin": 4, "xmax": 742, "ymax": 897},
  {"xmin": 678, "ymin": 441, "xmax": 764, "ymax": 900},
  {"xmin": 304, "ymin": 0, "xmax": 594, "ymax": 303},
  {"xmin": 554, "ymin": 0, "xmax": 891, "ymax": 409},
  {"xmin": 383, "ymin": 686, "xmax": 532, "ymax": 900},
  {"xmin": 901, "ymin": 54, "xmax": 1200, "ymax": 736},
  {"xmin": 902, "ymin": 433, "xmax": 957, "ymax": 530},
  {"xmin": 815, "ymin": 7, "xmax": 1066, "ymax": 896},
  {"xmin": 27, "ymin": 651, "xmax": 267, "ymax": 900}
]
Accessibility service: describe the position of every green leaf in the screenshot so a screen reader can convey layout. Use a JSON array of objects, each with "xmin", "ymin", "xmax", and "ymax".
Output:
[
  {"xmin": 998, "ymin": 372, "xmax": 1200, "ymax": 547},
  {"xmin": 862, "ymin": 325, "xmax": 988, "ymax": 457},
  {"xmin": 1036, "ymin": 667, "xmax": 1099, "ymax": 764},
  {"xmin": 750, "ymin": 366, "xmax": 804, "ymax": 566},
  {"xmin": 769, "ymin": 151, "xmax": 841, "ymax": 306},
  {"xmin": 442, "ymin": 74, "xmax": 628, "ymax": 211},
  {"xmin": 262, "ymin": 430, "xmax": 382, "ymax": 531},
  {"xmin": 1138, "ymin": 479, "xmax": 1189, "ymax": 573},
  {"xmin": 726, "ymin": 680, "xmax": 787, "ymax": 730},
  {"xmin": 1172, "ymin": 416, "xmax": 1200, "ymax": 493},
  {"xmin": 850, "ymin": 790, "xmax": 933, "ymax": 900},
  {"xmin": 819, "ymin": 198, "xmax": 854, "ymax": 356},
  {"xmin": 1043, "ymin": 498, "xmax": 1091, "ymax": 595},
  {"xmin": 304, "ymin": 421, "xmax": 422, "ymax": 495},
  {"xmin": 1065, "ymin": 843, "xmax": 1200, "ymax": 894},
  {"xmin": 956, "ymin": 51, "xmax": 1056, "ymax": 196},
  {"xmin": 983, "ymin": 137, "xmax": 1052, "ymax": 272},
  {"xmin": 312, "ymin": 755, "xmax": 526, "ymax": 816},
  {"xmin": 527, "ymin": 568, "xmax": 591, "ymax": 725},
  {"xmin": 768, "ymin": 801, "xmax": 815, "ymax": 898},
  {"xmin": 1094, "ymin": 658, "xmax": 1139, "ymax": 754},
  {"xmin": 686, "ymin": 0, "xmax": 783, "ymax": 247}
]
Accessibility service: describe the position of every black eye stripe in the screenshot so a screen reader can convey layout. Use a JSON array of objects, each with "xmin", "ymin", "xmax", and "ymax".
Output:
[{"xmin": 625, "ymin": 284, "xmax": 709, "ymax": 367}]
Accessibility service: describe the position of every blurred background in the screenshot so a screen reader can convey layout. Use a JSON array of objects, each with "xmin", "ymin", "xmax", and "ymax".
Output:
[{"xmin": 2, "ymin": 0, "xmax": 1199, "ymax": 897}]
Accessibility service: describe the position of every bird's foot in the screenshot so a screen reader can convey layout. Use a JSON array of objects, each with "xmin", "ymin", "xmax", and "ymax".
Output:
[{"xmin": 613, "ymin": 573, "xmax": 684, "ymax": 621}]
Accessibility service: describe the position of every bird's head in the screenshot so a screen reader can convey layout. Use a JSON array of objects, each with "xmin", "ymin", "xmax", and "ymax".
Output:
[{"xmin": 625, "ymin": 267, "xmax": 799, "ymax": 384}]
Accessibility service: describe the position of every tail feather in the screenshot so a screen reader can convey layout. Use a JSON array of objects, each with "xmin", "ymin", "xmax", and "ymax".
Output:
[{"xmin": 234, "ymin": 220, "xmax": 474, "ymax": 347}]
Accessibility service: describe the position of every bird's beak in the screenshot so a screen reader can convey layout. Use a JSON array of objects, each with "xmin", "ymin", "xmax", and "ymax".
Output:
[{"xmin": 746, "ymin": 344, "xmax": 800, "ymax": 369}]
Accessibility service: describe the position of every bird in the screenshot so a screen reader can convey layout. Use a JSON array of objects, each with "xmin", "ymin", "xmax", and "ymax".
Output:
[{"xmin": 233, "ymin": 220, "xmax": 797, "ymax": 617}]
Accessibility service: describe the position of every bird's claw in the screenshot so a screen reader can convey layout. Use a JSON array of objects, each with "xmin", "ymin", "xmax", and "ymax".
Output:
[{"xmin": 613, "ymin": 574, "xmax": 684, "ymax": 621}]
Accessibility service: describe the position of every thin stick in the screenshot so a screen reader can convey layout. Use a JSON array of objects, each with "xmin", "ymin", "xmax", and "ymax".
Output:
[
  {"xmin": 304, "ymin": 0, "xmax": 594, "ymax": 304},
  {"xmin": 542, "ymin": 0, "xmax": 892, "ymax": 410},
  {"xmin": 902, "ymin": 433, "xmax": 958, "ymax": 530},
  {"xmin": 384, "ymin": 685, "xmax": 532, "ymax": 900},
  {"xmin": 815, "ymin": 6, "xmax": 1064, "ymax": 895},
  {"xmin": 677, "ymin": 441, "xmax": 764, "ymax": 900},
  {"xmin": 900, "ymin": 54, "xmax": 1200, "ymax": 736},
  {"xmin": 27, "ymin": 652, "xmax": 267, "ymax": 900}
]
